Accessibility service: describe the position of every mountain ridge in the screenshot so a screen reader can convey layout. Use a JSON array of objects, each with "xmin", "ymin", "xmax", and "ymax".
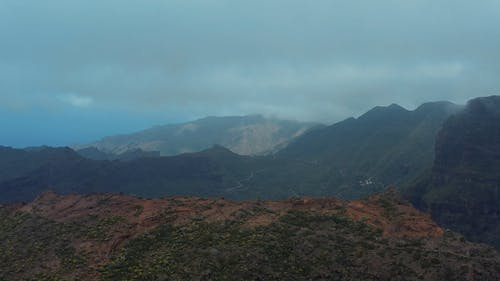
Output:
[
  {"xmin": 0, "ymin": 100, "xmax": 467, "ymax": 203},
  {"xmin": 76, "ymin": 115, "xmax": 319, "ymax": 157},
  {"xmin": 405, "ymin": 95, "xmax": 500, "ymax": 249},
  {"xmin": 276, "ymin": 101, "xmax": 463, "ymax": 197}
]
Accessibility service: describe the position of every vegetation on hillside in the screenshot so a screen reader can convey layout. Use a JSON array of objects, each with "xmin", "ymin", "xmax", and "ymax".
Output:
[{"xmin": 0, "ymin": 191, "xmax": 498, "ymax": 280}]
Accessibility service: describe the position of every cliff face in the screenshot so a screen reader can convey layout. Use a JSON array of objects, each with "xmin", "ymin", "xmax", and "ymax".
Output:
[
  {"xmin": 433, "ymin": 96, "xmax": 500, "ymax": 178},
  {"xmin": 1, "ymin": 191, "xmax": 498, "ymax": 280},
  {"xmin": 406, "ymin": 96, "xmax": 500, "ymax": 249}
]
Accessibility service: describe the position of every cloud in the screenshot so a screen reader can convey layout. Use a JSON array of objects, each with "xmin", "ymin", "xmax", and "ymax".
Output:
[
  {"xmin": 0, "ymin": 0, "xmax": 499, "ymax": 132},
  {"xmin": 59, "ymin": 93, "xmax": 93, "ymax": 108}
]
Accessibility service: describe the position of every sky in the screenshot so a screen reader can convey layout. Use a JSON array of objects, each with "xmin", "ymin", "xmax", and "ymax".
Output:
[{"xmin": 1, "ymin": 0, "xmax": 500, "ymax": 147}]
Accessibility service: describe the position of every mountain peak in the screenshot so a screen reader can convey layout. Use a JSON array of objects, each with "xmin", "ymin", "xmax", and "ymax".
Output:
[
  {"xmin": 198, "ymin": 144, "xmax": 241, "ymax": 158},
  {"xmin": 358, "ymin": 103, "xmax": 408, "ymax": 120},
  {"xmin": 414, "ymin": 101, "xmax": 462, "ymax": 115},
  {"xmin": 388, "ymin": 103, "xmax": 406, "ymax": 110},
  {"xmin": 466, "ymin": 95, "xmax": 500, "ymax": 116}
]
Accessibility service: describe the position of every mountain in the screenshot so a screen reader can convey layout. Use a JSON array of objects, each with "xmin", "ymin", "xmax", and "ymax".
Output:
[
  {"xmin": 0, "ymin": 146, "xmax": 84, "ymax": 184},
  {"xmin": 78, "ymin": 115, "xmax": 319, "ymax": 156},
  {"xmin": 276, "ymin": 101, "xmax": 462, "ymax": 198},
  {"xmin": 75, "ymin": 146, "xmax": 112, "ymax": 160},
  {"xmin": 0, "ymin": 145, "xmax": 259, "ymax": 203},
  {"xmin": 76, "ymin": 147, "xmax": 161, "ymax": 161},
  {"xmin": 405, "ymin": 96, "xmax": 500, "ymax": 249},
  {"xmin": 0, "ymin": 101, "xmax": 465, "ymax": 203},
  {"xmin": 0, "ymin": 143, "xmax": 331, "ymax": 203},
  {"xmin": 1, "ymin": 190, "xmax": 498, "ymax": 280}
]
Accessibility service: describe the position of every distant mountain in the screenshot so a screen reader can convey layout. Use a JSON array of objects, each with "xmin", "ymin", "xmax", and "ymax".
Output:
[
  {"xmin": 1, "ymin": 190, "xmax": 498, "ymax": 280},
  {"xmin": 405, "ymin": 96, "xmax": 500, "ymax": 249},
  {"xmin": 276, "ymin": 101, "xmax": 462, "ymax": 198},
  {"xmin": 77, "ymin": 115, "xmax": 319, "ymax": 156}
]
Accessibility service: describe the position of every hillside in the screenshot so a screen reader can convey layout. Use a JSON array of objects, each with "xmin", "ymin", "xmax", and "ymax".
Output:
[
  {"xmin": 0, "ymin": 146, "xmax": 82, "ymax": 183},
  {"xmin": 0, "ymin": 145, "xmax": 260, "ymax": 203},
  {"xmin": 405, "ymin": 96, "xmax": 500, "ymax": 249},
  {"xmin": 75, "ymin": 147, "xmax": 161, "ymax": 161},
  {"xmin": 277, "ymin": 101, "xmax": 462, "ymax": 197},
  {"xmin": 0, "ymin": 190, "xmax": 498, "ymax": 280},
  {"xmin": 78, "ymin": 115, "xmax": 318, "ymax": 156},
  {"xmin": 0, "ymin": 144, "xmax": 332, "ymax": 203}
]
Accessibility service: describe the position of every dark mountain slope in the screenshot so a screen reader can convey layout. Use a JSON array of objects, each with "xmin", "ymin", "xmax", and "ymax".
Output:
[
  {"xmin": 75, "ymin": 146, "xmax": 112, "ymax": 160},
  {"xmin": 277, "ymin": 101, "xmax": 462, "ymax": 197},
  {"xmin": 76, "ymin": 147, "xmax": 161, "ymax": 161},
  {"xmin": 405, "ymin": 96, "xmax": 500, "ymax": 249},
  {"xmin": 0, "ymin": 144, "xmax": 329, "ymax": 202},
  {"xmin": 0, "ymin": 146, "xmax": 258, "ymax": 203},
  {"xmin": 0, "ymin": 190, "xmax": 498, "ymax": 280},
  {"xmin": 0, "ymin": 146, "xmax": 84, "ymax": 183}
]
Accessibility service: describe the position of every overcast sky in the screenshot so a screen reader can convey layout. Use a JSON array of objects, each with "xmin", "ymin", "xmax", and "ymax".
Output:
[{"xmin": 1, "ymin": 0, "xmax": 500, "ymax": 146}]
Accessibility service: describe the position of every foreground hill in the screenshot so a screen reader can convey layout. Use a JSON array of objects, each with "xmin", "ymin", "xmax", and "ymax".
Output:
[
  {"xmin": 277, "ymin": 101, "xmax": 462, "ymax": 197},
  {"xmin": 405, "ymin": 96, "xmax": 500, "ymax": 249},
  {"xmin": 78, "ymin": 115, "xmax": 318, "ymax": 156},
  {"xmin": 1, "ymin": 190, "xmax": 498, "ymax": 280}
]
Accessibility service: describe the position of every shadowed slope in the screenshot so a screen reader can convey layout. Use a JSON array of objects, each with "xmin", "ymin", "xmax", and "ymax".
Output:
[{"xmin": 406, "ymin": 96, "xmax": 500, "ymax": 249}]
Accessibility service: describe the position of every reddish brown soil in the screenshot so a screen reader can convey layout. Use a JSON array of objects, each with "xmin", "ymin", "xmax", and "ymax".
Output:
[{"xmin": 16, "ymin": 190, "xmax": 443, "ymax": 268}]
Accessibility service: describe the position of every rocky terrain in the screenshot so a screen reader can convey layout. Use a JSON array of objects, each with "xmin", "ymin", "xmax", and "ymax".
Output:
[{"xmin": 1, "ymin": 190, "xmax": 498, "ymax": 280}]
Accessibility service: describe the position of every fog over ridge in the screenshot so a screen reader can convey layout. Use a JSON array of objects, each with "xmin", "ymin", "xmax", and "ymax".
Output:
[{"xmin": 1, "ymin": 0, "xmax": 499, "ymax": 146}]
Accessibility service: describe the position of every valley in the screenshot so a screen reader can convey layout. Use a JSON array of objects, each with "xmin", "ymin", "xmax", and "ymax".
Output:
[{"xmin": 1, "ymin": 96, "xmax": 499, "ymax": 280}]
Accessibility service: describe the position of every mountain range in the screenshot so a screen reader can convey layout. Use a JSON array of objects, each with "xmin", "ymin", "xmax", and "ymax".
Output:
[
  {"xmin": 76, "ymin": 115, "xmax": 318, "ymax": 157},
  {"xmin": 1, "ymin": 96, "xmax": 499, "ymax": 252},
  {"xmin": 0, "ymin": 100, "xmax": 461, "ymax": 203},
  {"xmin": 276, "ymin": 101, "xmax": 462, "ymax": 197}
]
